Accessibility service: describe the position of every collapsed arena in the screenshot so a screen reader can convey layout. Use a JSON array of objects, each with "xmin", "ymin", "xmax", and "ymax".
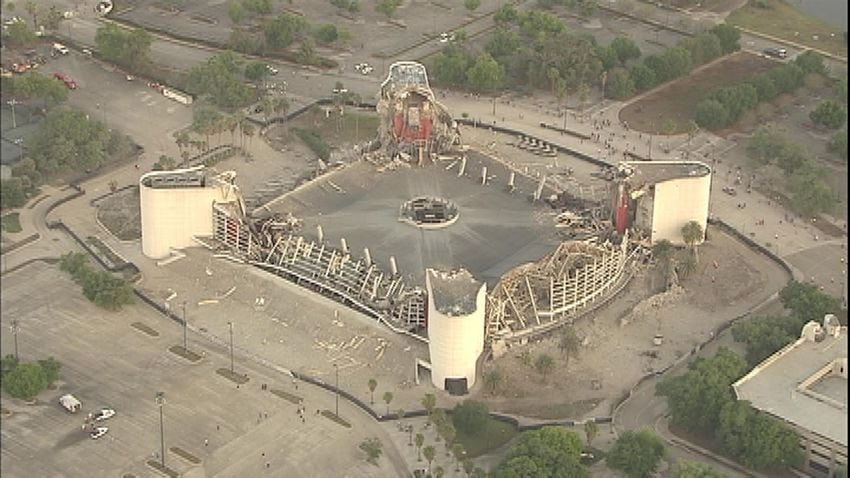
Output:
[{"xmin": 139, "ymin": 62, "xmax": 711, "ymax": 393}]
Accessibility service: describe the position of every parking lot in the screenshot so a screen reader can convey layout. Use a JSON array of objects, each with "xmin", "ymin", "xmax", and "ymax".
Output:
[{"xmin": 0, "ymin": 261, "xmax": 407, "ymax": 477}]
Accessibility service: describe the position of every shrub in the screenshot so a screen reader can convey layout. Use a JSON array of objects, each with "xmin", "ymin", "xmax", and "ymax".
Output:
[{"xmin": 452, "ymin": 400, "xmax": 489, "ymax": 434}]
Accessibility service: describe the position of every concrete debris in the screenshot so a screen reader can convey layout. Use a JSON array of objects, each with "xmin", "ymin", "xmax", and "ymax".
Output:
[
  {"xmin": 198, "ymin": 299, "xmax": 219, "ymax": 306},
  {"xmin": 620, "ymin": 284, "xmax": 685, "ymax": 326},
  {"xmin": 165, "ymin": 289, "xmax": 177, "ymax": 301}
]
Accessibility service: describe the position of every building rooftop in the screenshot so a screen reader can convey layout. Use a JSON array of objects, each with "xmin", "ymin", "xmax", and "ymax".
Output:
[
  {"xmin": 733, "ymin": 316, "xmax": 848, "ymax": 447},
  {"xmin": 619, "ymin": 160, "xmax": 711, "ymax": 187}
]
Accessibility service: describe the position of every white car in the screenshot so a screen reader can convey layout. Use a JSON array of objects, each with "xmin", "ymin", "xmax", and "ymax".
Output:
[
  {"xmin": 91, "ymin": 408, "xmax": 116, "ymax": 421},
  {"xmin": 90, "ymin": 426, "xmax": 109, "ymax": 439},
  {"xmin": 266, "ymin": 64, "xmax": 279, "ymax": 75},
  {"xmin": 439, "ymin": 32, "xmax": 454, "ymax": 43},
  {"xmin": 360, "ymin": 65, "xmax": 373, "ymax": 75},
  {"xmin": 332, "ymin": 87, "xmax": 348, "ymax": 94}
]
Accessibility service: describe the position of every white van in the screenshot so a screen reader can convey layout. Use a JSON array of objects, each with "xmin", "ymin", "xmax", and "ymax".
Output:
[
  {"xmin": 53, "ymin": 43, "xmax": 69, "ymax": 55},
  {"xmin": 59, "ymin": 394, "xmax": 82, "ymax": 413}
]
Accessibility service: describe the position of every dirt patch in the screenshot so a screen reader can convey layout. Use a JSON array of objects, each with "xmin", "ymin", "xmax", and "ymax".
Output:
[
  {"xmin": 619, "ymin": 52, "xmax": 777, "ymax": 135},
  {"xmin": 216, "ymin": 368, "xmax": 250, "ymax": 385},
  {"xmin": 96, "ymin": 187, "xmax": 141, "ymax": 241},
  {"xmin": 285, "ymin": 106, "xmax": 379, "ymax": 150},
  {"xmin": 131, "ymin": 322, "xmax": 159, "ymax": 337},
  {"xmin": 170, "ymin": 446, "xmax": 201, "ymax": 464},
  {"xmin": 168, "ymin": 345, "xmax": 203, "ymax": 362}
]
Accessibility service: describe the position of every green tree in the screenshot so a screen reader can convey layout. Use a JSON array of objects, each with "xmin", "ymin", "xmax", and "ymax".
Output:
[
  {"xmin": 605, "ymin": 68, "xmax": 635, "ymax": 99},
  {"xmin": 710, "ymin": 23, "xmax": 740, "ymax": 53},
  {"xmin": 732, "ymin": 315, "xmax": 798, "ymax": 366},
  {"xmin": 680, "ymin": 220, "xmax": 703, "ymax": 262},
  {"xmin": 358, "ymin": 437, "xmax": 382, "ymax": 465},
  {"xmin": 1, "ymin": 354, "xmax": 19, "ymax": 377},
  {"xmin": 0, "ymin": 178, "xmax": 28, "ymax": 209},
  {"xmin": 583, "ymin": 421, "xmax": 598, "ymax": 447},
  {"xmin": 244, "ymin": 61, "xmax": 269, "ymax": 83},
  {"xmin": 422, "ymin": 393, "xmax": 436, "ymax": 418},
  {"xmin": 2, "ymin": 362, "xmax": 47, "ymax": 400},
  {"xmin": 382, "ymin": 391, "xmax": 393, "ymax": 415},
  {"xmin": 314, "ymin": 24, "xmax": 338, "ymax": 44},
  {"xmin": 463, "ymin": 459, "xmax": 475, "ymax": 477},
  {"xmin": 264, "ymin": 13, "xmax": 306, "ymax": 49},
  {"xmin": 494, "ymin": 426, "xmax": 588, "ymax": 478},
  {"xmin": 423, "ymin": 445, "xmax": 436, "ymax": 475},
  {"xmin": 630, "ymin": 63, "xmax": 656, "ymax": 91},
  {"xmin": 415, "ymin": 432, "xmax": 425, "ymax": 461},
  {"xmin": 452, "ymin": 400, "xmax": 489, "ymax": 434},
  {"xmin": 694, "ymin": 99, "xmax": 730, "ymax": 130},
  {"xmin": 676, "ymin": 250, "xmax": 697, "ymax": 278},
  {"xmin": 656, "ymin": 347, "xmax": 747, "ymax": 434},
  {"xmin": 4, "ymin": 21, "xmax": 37, "ymax": 45},
  {"xmin": 188, "ymin": 53, "xmax": 254, "ymax": 109},
  {"xmin": 534, "ymin": 353, "xmax": 555, "ymax": 381},
  {"xmin": 375, "ymin": 0, "xmax": 400, "ymax": 17},
  {"xmin": 466, "ymin": 53, "xmax": 504, "ymax": 92},
  {"xmin": 37, "ymin": 358, "xmax": 61, "ymax": 385},
  {"xmin": 452, "ymin": 443, "xmax": 466, "ymax": 472},
  {"xmin": 610, "ymin": 37, "xmax": 641, "ymax": 64},
  {"xmin": 95, "ymin": 24, "xmax": 153, "ymax": 73},
  {"xmin": 227, "ymin": 0, "xmax": 245, "ymax": 24},
  {"xmin": 434, "ymin": 466, "xmax": 445, "ymax": 478},
  {"xmin": 718, "ymin": 401, "xmax": 803, "ymax": 470},
  {"xmin": 464, "ymin": 0, "xmax": 480, "ymax": 11},
  {"xmin": 483, "ymin": 368, "xmax": 504, "ymax": 395},
  {"xmin": 779, "ymin": 281, "xmax": 841, "ymax": 324},
  {"xmin": 485, "ymin": 27, "xmax": 520, "ymax": 60},
  {"xmin": 606, "ymin": 429, "xmax": 665, "ymax": 478},
  {"xmin": 367, "ymin": 378, "xmax": 377, "ymax": 405},
  {"xmin": 558, "ymin": 327, "xmax": 580, "ymax": 370},
  {"xmin": 810, "ymin": 100, "xmax": 846, "ymax": 129},
  {"xmin": 787, "ymin": 167, "xmax": 835, "ymax": 216},
  {"xmin": 494, "ymin": 4, "xmax": 518, "ymax": 24},
  {"xmin": 828, "ymin": 129, "xmax": 847, "ymax": 161},
  {"xmin": 793, "ymin": 50, "xmax": 826, "ymax": 75},
  {"xmin": 672, "ymin": 459, "xmax": 727, "ymax": 477},
  {"xmin": 152, "ymin": 155, "xmax": 177, "ymax": 171},
  {"xmin": 296, "ymin": 37, "xmax": 317, "ymax": 65}
]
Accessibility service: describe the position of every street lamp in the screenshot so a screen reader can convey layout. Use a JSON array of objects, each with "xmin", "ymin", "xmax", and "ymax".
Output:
[
  {"xmin": 10, "ymin": 319, "xmax": 19, "ymax": 361},
  {"xmin": 333, "ymin": 363, "xmax": 339, "ymax": 417},
  {"xmin": 6, "ymin": 99, "xmax": 20, "ymax": 129},
  {"xmin": 181, "ymin": 302, "xmax": 188, "ymax": 353},
  {"xmin": 155, "ymin": 391, "xmax": 166, "ymax": 468},
  {"xmin": 228, "ymin": 321, "xmax": 234, "ymax": 373}
]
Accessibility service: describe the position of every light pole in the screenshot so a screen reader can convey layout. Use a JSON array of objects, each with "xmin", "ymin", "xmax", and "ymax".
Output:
[
  {"xmin": 10, "ymin": 319, "xmax": 19, "ymax": 361},
  {"xmin": 228, "ymin": 321, "xmax": 234, "ymax": 373},
  {"xmin": 6, "ymin": 99, "xmax": 20, "ymax": 129},
  {"xmin": 333, "ymin": 363, "xmax": 339, "ymax": 417},
  {"xmin": 155, "ymin": 391, "xmax": 166, "ymax": 468},
  {"xmin": 181, "ymin": 302, "xmax": 187, "ymax": 353}
]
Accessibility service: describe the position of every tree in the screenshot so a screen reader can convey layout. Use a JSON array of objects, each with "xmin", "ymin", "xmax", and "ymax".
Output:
[
  {"xmin": 779, "ymin": 281, "xmax": 841, "ymax": 324},
  {"xmin": 710, "ymin": 23, "xmax": 740, "ymax": 53},
  {"xmin": 264, "ymin": 13, "xmax": 306, "ymax": 49},
  {"xmin": 672, "ymin": 460, "xmax": 726, "ymax": 477},
  {"xmin": 788, "ymin": 167, "xmax": 835, "ymax": 216},
  {"xmin": 694, "ymin": 99, "xmax": 730, "ymax": 130},
  {"xmin": 534, "ymin": 353, "xmax": 555, "ymax": 381},
  {"xmin": 605, "ymin": 68, "xmax": 635, "ymax": 100},
  {"xmin": 810, "ymin": 100, "xmax": 846, "ymax": 129},
  {"xmin": 244, "ymin": 61, "xmax": 269, "ymax": 83},
  {"xmin": 606, "ymin": 429, "xmax": 665, "ymax": 478},
  {"xmin": 4, "ymin": 21, "xmax": 37, "ymax": 46},
  {"xmin": 0, "ymin": 178, "xmax": 28, "ymax": 209},
  {"xmin": 463, "ymin": 459, "xmax": 475, "ymax": 477},
  {"xmin": 676, "ymin": 250, "xmax": 697, "ymax": 278},
  {"xmin": 630, "ymin": 63, "xmax": 656, "ymax": 91},
  {"xmin": 152, "ymin": 155, "xmax": 177, "ymax": 171},
  {"xmin": 2, "ymin": 362, "xmax": 47, "ymax": 400},
  {"xmin": 794, "ymin": 50, "xmax": 826, "ymax": 75},
  {"xmin": 732, "ymin": 315, "xmax": 799, "ymax": 366},
  {"xmin": 583, "ymin": 421, "xmax": 598, "ymax": 448},
  {"xmin": 227, "ymin": 1, "xmax": 245, "ymax": 24},
  {"xmin": 422, "ymin": 393, "xmax": 436, "ymax": 418},
  {"xmin": 358, "ymin": 437, "xmax": 382, "ymax": 465},
  {"xmin": 485, "ymin": 27, "xmax": 520, "ymax": 60},
  {"xmin": 828, "ymin": 129, "xmax": 848, "ymax": 161},
  {"xmin": 95, "ymin": 24, "xmax": 153, "ymax": 73},
  {"xmin": 494, "ymin": 426, "xmax": 588, "ymax": 478},
  {"xmin": 442, "ymin": 422, "xmax": 456, "ymax": 451},
  {"xmin": 718, "ymin": 401, "xmax": 803, "ymax": 470},
  {"xmin": 423, "ymin": 445, "xmax": 436, "ymax": 474},
  {"xmin": 382, "ymin": 391, "xmax": 393, "ymax": 415},
  {"xmin": 296, "ymin": 37, "xmax": 317, "ymax": 65},
  {"xmin": 314, "ymin": 24, "xmax": 338, "ymax": 44},
  {"xmin": 188, "ymin": 53, "xmax": 254, "ymax": 109},
  {"xmin": 431, "ymin": 408, "xmax": 448, "ymax": 433},
  {"xmin": 452, "ymin": 400, "xmax": 489, "ymax": 434},
  {"xmin": 415, "ymin": 433, "xmax": 425, "ymax": 461},
  {"xmin": 366, "ymin": 378, "xmax": 377, "ymax": 404},
  {"xmin": 1, "ymin": 355, "xmax": 19, "ymax": 377},
  {"xmin": 610, "ymin": 37, "xmax": 641, "ymax": 64},
  {"xmin": 466, "ymin": 53, "xmax": 504, "ymax": 93},
  {"xmin": 483, "ymin": 368, "xmax": 504, "ymax": 395},
  {"xmin": 434, "ymin": 466, "xmax": 445, "ymax": 478},
  {"xmin": 25, "ymin": 0, "xmax": 36, "ymax": 28},
  {"xmin": 494, "ymin": 4, "xmax": 518, "ymax": 25},
  {"xmin": 656, "ymin": 347, "xmax": 747, "ymax": 434},
  {"xmin": 452, "ymin": 443, "xmax": 466, "ymax": 472},
  {"xmin": 680, "ymin": 220, "xmax": 703, "ymax": 262},
  {"xmin": 558, "ymin": 328, "xmax": 580, "ymax": 370},
  {"xmin": 464, "ymin": 0, "xmax": 480, "ymax": 12},
  {"xmin": 375, "ymin": 0, "xmax": 400, "ymax": 17}
]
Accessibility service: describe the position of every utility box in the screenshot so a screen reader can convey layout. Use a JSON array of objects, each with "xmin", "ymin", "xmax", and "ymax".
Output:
[{"xmin": 59, "ymin": 394, "xmax": 82, "ymax": 413}]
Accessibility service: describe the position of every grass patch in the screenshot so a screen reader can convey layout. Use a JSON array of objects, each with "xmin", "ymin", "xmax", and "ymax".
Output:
[
  {"xmin": 170, "ymin": 446, "xmax": 201, "ymax": 464},
  {"xmin": 131, "ymin": 322, "xmax": 159, "ymax": 337},
  {"xmin": 455, "ymin": 418, "xmax": 518, "ymax": 458},
  {"xmin": 321, "ymin": 409, "xmax": 351, "ymax": 428},
  {"xmin": 292, "ymin": 127, "xmax": 332, "ymax": 161},
  {"xmin": 290, "ymin": 107, "xmax": 379, "ymax": 147},
  {"xmin": 727, "ymin": 0, "xmax": 846, "ymax": 57},
  {"xmin": 1, "ymin": 213, "xmax": 22, "ymax": 233},
  {"xmin": 520, "ymin": 399, "xmax": 603, "ymax": 420},
  {"xmin": 270, "ymin": 388, "xmax": 302, "ymax": 405},
  {"xmin": 168, "ymin": 345, "xmax": 202, "ymax": 362},
  {"xmin": 146, "ymin": 460, "xmax": 179, "ymax": 478},
  {"xmin": 216, "ymin": 368, "xmax": 250, "ymax": 384},
  {"xmin": 620, "ymin": 52, "xmax": 777, "ymax": 135}
]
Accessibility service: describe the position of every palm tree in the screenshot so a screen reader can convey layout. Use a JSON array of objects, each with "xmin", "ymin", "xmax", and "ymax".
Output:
[
  {"xmin": 442, "ymin": 423, "xmax": 456, "ymax": 455},
  {"xmin": 652, "ymin": 239, "xmax": 675, "ymax": 289},
  {"xmin": 452, "ymin": 443, "xmax": 465, "ymax": 472},
  {"xmin": 534, "ymin": 353, "xmax": 555, "ymax": 381},
  {"xmin": 415, "ymin": 433, "xmax": 424, "ymax": 461},
  {"xmin": 558, "ymin": 327, "xmax": 580, "ymax": 371},
  {"xmin": 272, "ymin": 96, "xmax": 290, "ymax": 122},
  {"xmin": 368, "ymin": 378, "xmax": 377, "ymax": 405},
  {"xmin": 421, "ymin": 393, "xmax": 436, "ymax": 420},
  {"xmin": 396, "ymin": 408, "xmax": 405, "ymax": 430},
  {"xmin": 584, "ymin": 420, "xmax": 598, "ymax": 447},
  {"xmin": 434, "ymin": 466, "xmax": 445, "ymax": 478},
  {"xmin": 483, "ymin": 368, "xmax": 504, "ymax": 395},
  {"xmin": 680, "ymin": 220, "xmax": 704, "ymax": 263},
  {"xmin": 423, "ymin": 445, "xmax": 435, "ymax": 475},
  {"xmin": 382, "ymin": 391, "xmax": 393, "ymax": 415},
  {"xmin": 242, "ymin": 122, "xmax": 255, "ymax": 150},
  {"xmin": 676, "ymin": 250, "xmax": 697, "ymax": 278}
]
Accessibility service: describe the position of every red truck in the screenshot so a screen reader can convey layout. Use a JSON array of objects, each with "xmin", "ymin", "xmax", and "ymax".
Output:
[{"xmin": 54, "ymin": 72, "xmax": 77, "ymax": 90}]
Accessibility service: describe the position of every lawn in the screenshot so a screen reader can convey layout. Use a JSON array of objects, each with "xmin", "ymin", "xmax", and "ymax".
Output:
[
  {"xmin": 727, "ymin": 0, "xmax": 846, "ymax": 58},
  {"xmin": 1, "ymin": 213, "xmax": 22, "ymax": 233},
  {"xmin": 288, "ymin": 107, "xmax": 380, "ymax": 147},
  {"xmin": 619, "ymin": 51, "xmax": 777, "ymax": 135},
  {"xmin": 455, "ymin": 418, "xmax": 518, "ymax": 458}
]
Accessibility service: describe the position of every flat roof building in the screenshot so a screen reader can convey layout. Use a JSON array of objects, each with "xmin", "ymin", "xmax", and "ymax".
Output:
[{"xmin": 733, "ymin": 315, "xmax": 847, "ymax": 477}]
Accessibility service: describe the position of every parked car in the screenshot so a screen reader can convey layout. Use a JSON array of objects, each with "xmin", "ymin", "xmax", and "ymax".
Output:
[
  {"xmin": 89, "ymin": 426, "xmax": 109, "ymax": 439},
  {"xmin": 266, "ymin": 64, "xmax": 279, "ymax": 75},
  {"xmin": 54, "ymin": 72, "xmax": 77, "ymax": 89},
  {"xmin": 59, "ymin": 394, "xmax": 82, "ymax": 413},
  {"xmin": 332, "ymin": 86, "xmax": 348, "ymax": 94},
  {"xmin": 763, "ymin": 47, "xmax": 787, "ymax": 59},
  {"xmin": 52, "ymin": 43, "xmax": 70, "ymax": 55},
  {"xmin": 90, "ymin": 408, "xmax": 116, "ymax": 422},
  {"xmin": 81, "ymin": 48, "xmax": 93, "ymax": 56}
]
